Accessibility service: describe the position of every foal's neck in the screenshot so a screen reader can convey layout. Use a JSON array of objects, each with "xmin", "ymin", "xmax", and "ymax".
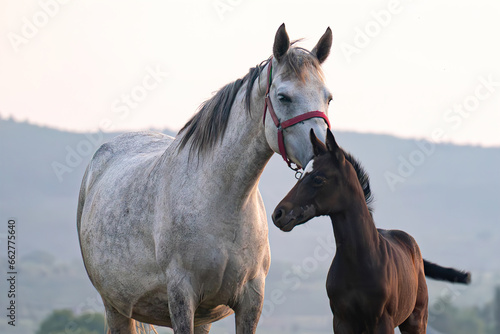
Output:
[{"xmin": 329, "ymin": 167, "xmax": 379, "ymax": 256}]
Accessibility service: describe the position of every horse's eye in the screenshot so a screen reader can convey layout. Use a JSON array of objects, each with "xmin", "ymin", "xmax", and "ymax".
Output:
[
  {"xmin": 277, "ymin": 93, "xmax": 292, "ymax": 103},
  {"xmin": 313, "ymin": 176, "xmax": 326, "ymax": 186},
  {"xmin": 328, "ymin": 96, "xmax": 333, "ymax": 105}
]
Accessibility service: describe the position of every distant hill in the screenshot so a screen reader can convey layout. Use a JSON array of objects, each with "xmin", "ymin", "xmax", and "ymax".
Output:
[{"xmin": 0, "ymin": 118, "xmax": 499, "ymax": 333}]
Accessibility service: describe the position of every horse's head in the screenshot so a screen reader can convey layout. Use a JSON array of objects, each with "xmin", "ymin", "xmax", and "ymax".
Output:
[
  {"xmin": 272, "ymin": 128, "xmax": 352, "ymax": 231},
  {"xmin": 263, "ymin": 24, "xmax": 333, "ymax": 171}
]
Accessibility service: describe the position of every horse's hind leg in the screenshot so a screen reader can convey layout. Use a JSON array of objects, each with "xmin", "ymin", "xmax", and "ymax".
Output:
[
  {"xmin": 103, "ymin": 301, "xmax": 137, "ymax": 334},
  {"xmin": 398, "ymin": 312, "xmax": 427, "ymax": 334},
  {"xmin": 399, "ymin": 272, "xmax": 428, "ymax": 334},
  {"xmin": 373, "ymin": 313, "xmax": 394, "ymax": 334},
  {"xmin": 194, "ymin": 324, "xmax": 211, "ymax": 334},
  {"xmin": 398, "ymin": 304, "xmax": 428, "ymax": 334}
]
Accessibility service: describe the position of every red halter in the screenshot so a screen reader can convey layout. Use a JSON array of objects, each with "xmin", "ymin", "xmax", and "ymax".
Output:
[{"xmin": 262, "ymin": 58, "xmax": 331, "ymax": 172}]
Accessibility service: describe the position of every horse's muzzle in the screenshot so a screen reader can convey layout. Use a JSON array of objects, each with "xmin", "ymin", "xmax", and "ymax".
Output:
[{"xmin": 272, "ymin": 204, "xmax": 316, "ymax": 232}]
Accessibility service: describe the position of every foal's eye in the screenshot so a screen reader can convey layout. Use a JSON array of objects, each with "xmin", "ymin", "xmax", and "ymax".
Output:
[
  {"xmin": 312, "ymin": 176, "xmax": 326, "ymax": 186},
  {"xmin": 277, "ymin": 93, "xmax": 292, "ymax": 103}
]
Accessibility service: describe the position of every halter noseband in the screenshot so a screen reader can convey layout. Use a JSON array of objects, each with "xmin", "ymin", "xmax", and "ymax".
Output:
[{"xmin": 262, "ymin": 57, "xmax": 331, "ymax": 173}]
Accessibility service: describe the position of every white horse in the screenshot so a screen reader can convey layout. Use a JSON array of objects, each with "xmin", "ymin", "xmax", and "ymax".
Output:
[{"xmin": 77, "ymin": 24, "xmax": 333, "ymax": 334}]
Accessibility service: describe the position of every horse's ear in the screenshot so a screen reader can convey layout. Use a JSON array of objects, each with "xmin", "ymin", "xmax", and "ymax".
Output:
[
  {"xmin": 273, "ymin": 23, "xmax": 290, "ymax": 62},
  {"xmin": 325, "ymin": 129, "xmax": 344, "ymax": 163},
  {"xmin": 312, "ymin": 27, "xmax": 332, "ymax": 64},
  {"xmin": 325, "ymin": 129, "xmax": 339, "ymax": 152},
  {"xmin": 310, "ymin": 129, "xmax": 327, "ymax": 156}
]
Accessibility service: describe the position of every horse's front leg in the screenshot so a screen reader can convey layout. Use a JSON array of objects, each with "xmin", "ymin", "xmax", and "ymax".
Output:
[
  {"xmin": 233, "ymin": 276, "xmax": 265, "ymax": 334},
  {"xmin": 167, "ymin": 277, "xmax": 197, "ymax": 334}
]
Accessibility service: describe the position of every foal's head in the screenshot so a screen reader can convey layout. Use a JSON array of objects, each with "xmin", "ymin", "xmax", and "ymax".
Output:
[{"xmin": 272, "ymin": 129, "xmax": 369, "ymax": 231}]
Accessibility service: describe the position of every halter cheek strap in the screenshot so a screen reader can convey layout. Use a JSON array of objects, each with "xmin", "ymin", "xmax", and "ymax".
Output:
[{"xmin": 262, "ymin": 57, "xmax": 331, "ymax": 172}]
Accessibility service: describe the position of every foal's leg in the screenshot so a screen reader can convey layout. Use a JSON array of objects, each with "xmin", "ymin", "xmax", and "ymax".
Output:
[
  {"xmin": 373, "ymin": 313, "xmax": 394, "ymax": 334},
  {"xmin": 233, "ymin": 276, "xmax": 265, "ymax": 334},
  {"xmin": 103, "ymin": 300, "xmax": 137, "ymax": 334},
  {"xmin": 398, "ymin": 271, "xmax": 428, "ymax": 334},
  {"xmin": 194, "ymin": 324, "xmax": 211, "ymax": 334},
  {"xmin": 332, "ymin": 316, "xmax": 354, "ymax": 334}
]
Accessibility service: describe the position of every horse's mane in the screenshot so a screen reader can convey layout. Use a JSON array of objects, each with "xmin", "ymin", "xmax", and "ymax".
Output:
[
  {"xmin": 342, "ymin": 149, "xmax": 375, "ymax": 216},
  {"xmin": 177, "ymin": 44, "xmax": 323, "ymax": 157}
]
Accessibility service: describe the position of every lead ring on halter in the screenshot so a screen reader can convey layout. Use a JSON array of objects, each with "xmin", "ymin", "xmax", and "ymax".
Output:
[{"xmin": 262, "ymin": 57, "xmax": 331, "ymax": 177}]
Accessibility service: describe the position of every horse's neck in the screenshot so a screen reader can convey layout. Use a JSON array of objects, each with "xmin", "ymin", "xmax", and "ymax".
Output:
[
  {"xmin": 177, "ymin": 79, "xmax": 273, "ymax": 208},
  {"xmin": 329, "ymin": 175, "xmax": 379, "ymax": 257},
  {"xmin": 212, "ymin": 96, "xmax": 273, "ymax": 198}
]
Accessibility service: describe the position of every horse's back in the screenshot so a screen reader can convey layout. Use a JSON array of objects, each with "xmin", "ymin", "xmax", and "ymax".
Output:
[
  {"xmin": 78, "ymin": 130, "xmax": 175, "ymax": 240},
  {"xmin": 86, "ymin": 131, "xmax": 172, "ymax": 181},
  {"xmin": 378, "ymin": 228, "xmax": 422, "ymax": 262},
  {"xmin": 79, "ymin": 131, "xmax": 173, "ymax": 202},
  {"xmin": 78, "ymin": 131, "xmax": 174, "ymax": 231}
]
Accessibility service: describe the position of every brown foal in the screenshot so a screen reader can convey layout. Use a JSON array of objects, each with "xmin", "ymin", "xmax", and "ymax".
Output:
[{"xmin": 273, "ymin": 129, "xmax": 470, "ymax": 334}]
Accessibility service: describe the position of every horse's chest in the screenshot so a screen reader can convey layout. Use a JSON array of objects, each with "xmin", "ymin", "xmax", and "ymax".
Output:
[
  {"xmin": 326, "ymin": 263, "xmax": 388, "ymax": 319},
  {"xmin": 170, "ymin": 222, "xmax": 268, "ymax": 299},
  {"xmin": 194, "ymin": 243, "xmax": 267, "ymax": 306},
  {"xmin": 156, "ymin": 193, "xmax": 270, "ymax": 305}
]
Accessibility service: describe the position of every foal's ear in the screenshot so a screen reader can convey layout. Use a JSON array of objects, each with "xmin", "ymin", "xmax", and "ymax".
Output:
[
  {"xmin": 273, "ymin": 23, "xmax": 290, "ymax": 62},
  {"xmin": 312, "ymin": 27, "xmax": 332, "ymax": 64},
  {"xmin": 325, "ymin": 129, "xmax": 345, "ymax": 163},
  {"xmin": 310, "ymin": 129, "xmax": 327, "ymax": 156}
]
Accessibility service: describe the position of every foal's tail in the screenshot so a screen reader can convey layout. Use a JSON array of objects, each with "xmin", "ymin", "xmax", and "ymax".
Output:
[{"xmin": 423, "ymin": 259, "xmax": 471, "ymax": 284}]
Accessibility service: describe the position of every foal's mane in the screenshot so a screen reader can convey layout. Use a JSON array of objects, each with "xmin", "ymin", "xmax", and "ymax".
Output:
[
  {"xmin": 342, "ymin": 149, "xmax": 375, "ymax": 216},
  {"xmin": 178, "ymin": 44, "xmax": 323, "ymax": 157}
]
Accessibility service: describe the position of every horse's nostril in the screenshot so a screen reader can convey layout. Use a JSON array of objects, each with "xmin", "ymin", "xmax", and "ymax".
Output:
[{"xmin": 272, "ymin": 209, "xmax": 284, "ymax": 223}]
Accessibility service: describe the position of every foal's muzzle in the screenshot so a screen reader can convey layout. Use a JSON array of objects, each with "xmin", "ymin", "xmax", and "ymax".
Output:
[{"xmin": 272, "ymin": 203, "xmax": 316, "ymax": 232}]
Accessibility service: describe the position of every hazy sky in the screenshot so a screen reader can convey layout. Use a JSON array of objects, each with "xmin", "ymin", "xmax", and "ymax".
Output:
[{"xmin": 1, "ymin": 0, "xmax": 499, "ymax": 146}]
